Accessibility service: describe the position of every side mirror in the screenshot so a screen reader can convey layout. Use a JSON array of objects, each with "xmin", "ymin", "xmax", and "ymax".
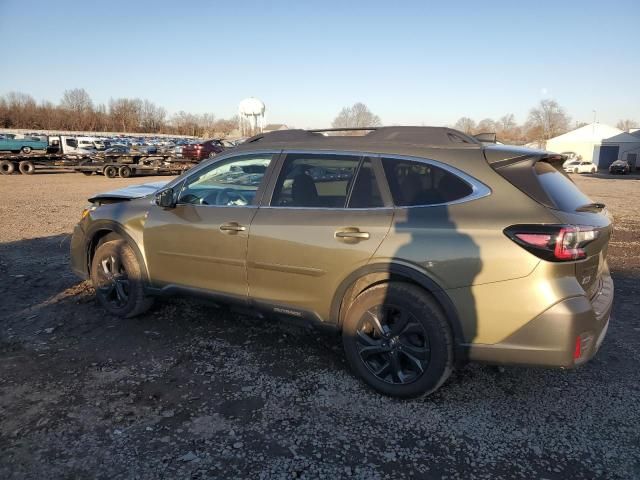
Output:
[{"xmin": 155, "ymin": 187, "xmax": 176, "ymax": 208}]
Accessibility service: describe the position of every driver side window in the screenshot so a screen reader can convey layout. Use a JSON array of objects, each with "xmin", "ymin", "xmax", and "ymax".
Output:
[{"xmin": 178, "ymin": 154, "xmax": 275, "ymax": 206}]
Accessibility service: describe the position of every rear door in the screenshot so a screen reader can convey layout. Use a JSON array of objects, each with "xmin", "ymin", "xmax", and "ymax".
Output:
[{"xmin": 247, "ymin": 152, "xmax": 393, "ymax": 320}]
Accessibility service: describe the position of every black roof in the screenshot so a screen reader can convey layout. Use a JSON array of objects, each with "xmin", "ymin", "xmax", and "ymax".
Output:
[{"xmin": 241, "ymin": 127, "xmax": 483, "ymax": 150}]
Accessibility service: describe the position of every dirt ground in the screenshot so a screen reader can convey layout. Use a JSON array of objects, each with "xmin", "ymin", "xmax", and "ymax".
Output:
[{"xmin": 0, "ymin": 171, "xmax": 639, "ymax": 479}]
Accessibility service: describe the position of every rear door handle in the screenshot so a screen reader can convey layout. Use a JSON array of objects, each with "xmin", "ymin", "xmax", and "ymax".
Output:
[
  {"xmin": 220, "ymin": 222, "xmax": 247, "ymax": 233},
  {"xmin": 335, "ymin": 228, "xmax": 370, "ymax": 242}
]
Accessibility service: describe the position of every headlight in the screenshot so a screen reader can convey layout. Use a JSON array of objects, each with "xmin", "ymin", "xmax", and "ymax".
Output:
[{"xmin": 81, "ymin": 205, "xmax": 96, "ymax": 220}]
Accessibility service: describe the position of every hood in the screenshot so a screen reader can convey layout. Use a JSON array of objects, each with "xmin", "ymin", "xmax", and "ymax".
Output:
[{"xmin": 88, "ymin": 181, "xmax": 168, "ymax": 203}]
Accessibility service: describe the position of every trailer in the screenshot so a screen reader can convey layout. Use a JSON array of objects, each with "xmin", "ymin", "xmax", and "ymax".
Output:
[
  {"xmin": 0, "ymin": 152, "xmax": 90, "ymax": 175},
  {"xmin": 73, "ymin": 153, "xmax": 199, "ymax": 178}
]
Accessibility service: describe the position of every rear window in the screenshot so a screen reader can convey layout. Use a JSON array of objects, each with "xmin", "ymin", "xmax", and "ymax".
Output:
[{"xmin": 535, "ymin": 162, "xmax": 592, "ymax": 212}]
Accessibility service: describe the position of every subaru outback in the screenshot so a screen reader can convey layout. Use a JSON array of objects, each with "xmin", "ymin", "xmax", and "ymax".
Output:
[{"xmin": 70, "ymin": 127, "xmax": 614, "ymax": 398}]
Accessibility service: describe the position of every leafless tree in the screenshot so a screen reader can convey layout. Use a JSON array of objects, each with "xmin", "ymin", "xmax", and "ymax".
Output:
[
  {"xmin": 332, "ymin": 102, "xmax": 382, "ymax": 131},
  {"xmin": 454, "ymin": 117, "xmax": 476, "ymax": 134},
  {"xmin": 616, "ymin": 119, "xmax": 638, "ymax": 132},
  {"xmin": 526, "ymin": 99, "xmax": 570, "ymax": 142},
  {"xmin": 476, "ymin": 118, "xmax": 497, "ymax": 133},
  {"xmin": 498, "ymin": 114, "xmax": 516, "ymax": 132}
]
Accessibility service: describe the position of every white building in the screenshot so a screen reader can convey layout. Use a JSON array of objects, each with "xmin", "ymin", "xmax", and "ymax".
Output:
[{"xmin": 546, "ymin": 123, "xmax": 640, "ymax": 170}]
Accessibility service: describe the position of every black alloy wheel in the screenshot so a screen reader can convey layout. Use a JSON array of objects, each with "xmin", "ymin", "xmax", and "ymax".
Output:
[
  {"xmin": 355, "ymin": 304, "xmax": 430, "ymax": 385},
  {"xmin": 95, "ymin": 253, "xmax": 130, "ymax": 309}
]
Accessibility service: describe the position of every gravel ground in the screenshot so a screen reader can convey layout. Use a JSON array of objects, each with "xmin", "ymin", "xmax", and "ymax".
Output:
[{"xmin": 0, "ymin": 171, "xmax": 639, "ymax": 479}]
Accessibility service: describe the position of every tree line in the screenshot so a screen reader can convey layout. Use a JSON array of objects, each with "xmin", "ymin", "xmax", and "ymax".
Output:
[
  {"xmin": 0, "ymin": 89, "xmax": 238, "ymax": 137},
  {"xmin": 333, "ymin": 101, "xmax": 638, "ymax": 145}
]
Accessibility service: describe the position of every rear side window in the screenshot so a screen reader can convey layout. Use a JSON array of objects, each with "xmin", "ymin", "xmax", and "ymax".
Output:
[
  {"xmin": 271, "ymin": 153, "xmax": 360, "ymax": 207},
  {"xmin": 382, "ymin": 158, "xmax": 473, "ymax": 206},
  {"xmin": 534, "ymin": 162, "xmax": 592, "ymax": 212}
]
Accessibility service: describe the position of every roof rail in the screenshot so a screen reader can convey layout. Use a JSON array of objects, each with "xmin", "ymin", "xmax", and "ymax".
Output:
[{"xmin": 244, "ymin": 126, "xmax": 480, "ymax": 146}]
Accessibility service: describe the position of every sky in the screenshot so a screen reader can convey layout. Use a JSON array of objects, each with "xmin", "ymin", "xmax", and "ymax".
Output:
[{"xmin": 0, "ymin": 0, "xmax": 638, "ymax": 129}]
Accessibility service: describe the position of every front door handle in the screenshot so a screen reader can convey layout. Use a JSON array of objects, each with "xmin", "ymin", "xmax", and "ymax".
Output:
[
  {"xmin": 335, "ymin": 228, "xmax": 370, "ymax": 243},
  {"xmin": 219, "ymin": 222, "xmax": 247, "ymax": 233}
]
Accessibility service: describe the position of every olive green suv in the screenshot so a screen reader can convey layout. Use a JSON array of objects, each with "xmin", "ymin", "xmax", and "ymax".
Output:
[{"xmin": 71, "ymin": 127, "xmax": 614, "ymax": 398}]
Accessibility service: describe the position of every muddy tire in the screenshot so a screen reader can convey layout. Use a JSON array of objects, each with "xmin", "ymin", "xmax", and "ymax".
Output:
[
  {"xmin": 104, "ymin": 166, "xmax": 117, "ymax": 178},
  {"xmin": 91, "ymin": 240, "xmax": 153, "ymax": 318},
  {"xmin": 18, "ymin": 160, "xmax": 35, "ymax": 175},
  {"xmin": 0, "ymin": 160, "xmax": 15, "ymax": 175},
  {"xmin": 342, "ymin": 283, "xmax": 453, "ymax": 398}
]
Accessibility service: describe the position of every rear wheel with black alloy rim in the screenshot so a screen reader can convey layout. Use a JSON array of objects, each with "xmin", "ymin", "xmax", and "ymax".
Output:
[
  {"xmin": 90, "ymin": 239, "xmax": 153, "ymax": 318},
  {"xmin": 342, "ymin": 283, "xmax": 453, "ymax": 398}
]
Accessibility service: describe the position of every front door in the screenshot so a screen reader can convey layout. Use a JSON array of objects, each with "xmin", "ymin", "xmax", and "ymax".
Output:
[
  {"xmin": 144, "ymin": 152, "xmax": 278, "ymax": 299},
  {"xmin": 247, "ymin": 152, "xmax": 393, "ymax": 320}
]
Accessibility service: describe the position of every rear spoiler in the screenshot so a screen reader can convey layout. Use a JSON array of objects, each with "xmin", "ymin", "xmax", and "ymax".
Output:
[
  {"xmin": 474, "ymin": 132, "xmax": 497, "ymax": 144},
  {"xmin": 483, "ymin": 146, "xmax": 567, "ymax": 209}
]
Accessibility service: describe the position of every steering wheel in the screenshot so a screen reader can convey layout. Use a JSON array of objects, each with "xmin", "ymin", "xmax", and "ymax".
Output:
[
  {"xmin": 179, "ymin": 193, "xmax": 204, "ymax": 205},
  {"xmin": 215, "ymin": 188, "xmax": 249, "ymax": 206}
]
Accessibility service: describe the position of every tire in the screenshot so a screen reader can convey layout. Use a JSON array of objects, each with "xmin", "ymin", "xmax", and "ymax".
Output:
[
  {"xmin": 342, "ymin": 283, "xmax": 453, "ymax": 398},
  {"xmin": 104, "ymin": 165, "xmax": 117, "ymax": 178},
  {"xmin": 118, "ymin": 165, "xmax": 132, "ymax": 178},
  {"xmin": 208, "ymin": 152, "xmax": 216, "ymax": 159},
  {"xmin": 82, "ymin": 171, "xmax": 93, "ymax": 176},
  {"xmin": 0, "ymin": 160, "xmax": 15, "ymax": 175},
  {"xmin": 18, "ymin": 160, "xmax": 35, "ymax": 175},
  {"xmin": 90, "ymin": 239, "xmax": 153, "ymax": 318},
  {"xmin": 591, "ymin": 168, "xmax": 595, "ymax": 173},
  {"xmin": 21, "ymin": 146, "xmax": 32, "ymax": 154}
]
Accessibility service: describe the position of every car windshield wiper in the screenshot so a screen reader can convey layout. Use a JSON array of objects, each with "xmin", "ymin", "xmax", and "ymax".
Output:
[{"xmin": 575, "ymin": 202, "xmax": 606, "ymax": 212}]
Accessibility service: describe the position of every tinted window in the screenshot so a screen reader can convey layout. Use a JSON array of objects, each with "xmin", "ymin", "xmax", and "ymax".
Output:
[
  {"xmin": 534, "ymin": 162, "xmax": 592, "ymax": 212},
  {"xmin": 271, "ymin": 153, "xmax": 360, "ymax": 207},
  {"xmin": 347, "ymin": 158, "xmax": 384, "ymax": 208},
  {"xmin": 382, "ymin": 158, "xmax": 473, "ymax": 206},
  {"xmin": 178, "ymin": 154, "xmax": 274, "ymax": 206}
]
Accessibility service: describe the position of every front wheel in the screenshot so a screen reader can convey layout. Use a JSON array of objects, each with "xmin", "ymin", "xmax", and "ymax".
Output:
[
  {"xmin": 208, "ymin": 152, "xmax": 217, "ymax": 159},
  {"xmin": 591, "ymin": 168, "xmax": 596, "ymax": 173},
  {"xmin": 90, "ymin": 239, "xmax": 153, "ymax": 318},
  {"xmin": 21, "ymin": 146, "xmax": 32, "ymax": 154},
  {"xmin": 342, "ymin": 283, "xmax": 453, "ymax": 398}
]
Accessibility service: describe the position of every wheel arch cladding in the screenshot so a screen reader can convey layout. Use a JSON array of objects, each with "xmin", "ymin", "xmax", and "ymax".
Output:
[
  {"xmin": 331, "ymin": 263, "xmax": 467, "ymax": 359},
  {"xmin": 86, "ymin": 222, "xmax": 150, "ymax": 283}
]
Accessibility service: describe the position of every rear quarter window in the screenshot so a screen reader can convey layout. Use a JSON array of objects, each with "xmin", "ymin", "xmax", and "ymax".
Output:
[
  {"xmin": 535, "ymin": 162, "xmax": 592, "ymax": 212},
  {"xmin": 382, "ymin": 158, "xmax": 473, "ymax": 206}
]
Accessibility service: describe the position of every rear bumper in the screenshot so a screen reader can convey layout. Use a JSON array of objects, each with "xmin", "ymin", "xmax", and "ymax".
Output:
[{"xmin": 467, "ymin": 274, "xmax": 614, "ymax": 368}]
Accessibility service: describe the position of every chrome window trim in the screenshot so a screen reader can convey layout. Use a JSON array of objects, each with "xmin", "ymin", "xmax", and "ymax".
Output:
[
  {"xmin": 381, "ymin": 153, "xmax": 492, "ymax": 208},
  {"xmin": 262, "ymin": 149, "xmax": 491, "ymax": 210}
]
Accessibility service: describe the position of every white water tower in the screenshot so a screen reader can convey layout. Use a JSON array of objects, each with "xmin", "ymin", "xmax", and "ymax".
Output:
[{"xmin": 238, "ymin": 97, "xmax": 266, "ymax": 136}]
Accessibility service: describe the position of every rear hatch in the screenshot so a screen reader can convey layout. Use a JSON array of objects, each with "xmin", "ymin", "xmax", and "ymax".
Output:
[{"xmin": 485, "ymin": 146, "xmax": 612, "ymax": 299}]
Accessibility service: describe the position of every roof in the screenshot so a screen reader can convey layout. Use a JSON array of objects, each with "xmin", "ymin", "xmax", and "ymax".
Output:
[
  {"xmin": 547, "ymin": 123, "xmax": 625, "ymax": 144},
  {"xmin": 240, "ymin": 126, "xmax": 482, "ymax": 151},
  {"xmin": 601, "ymin": 131, "xmax": 640, "ymax": 144},
  {"xmin": 263, "ymin": 124, "xmax": 288, "ymax": 131}
]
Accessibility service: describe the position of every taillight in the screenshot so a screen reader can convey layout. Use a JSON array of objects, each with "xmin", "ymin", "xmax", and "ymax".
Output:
[{"xmin": 504, "ymin": 225, "xmax": 597, "ymax": 262}]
